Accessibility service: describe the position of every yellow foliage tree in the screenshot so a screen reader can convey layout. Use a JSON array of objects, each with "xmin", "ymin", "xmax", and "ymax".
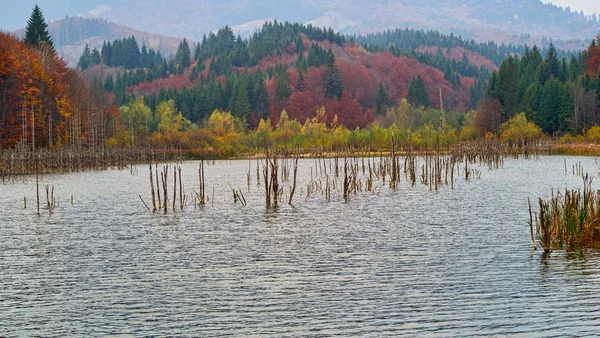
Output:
[
  {"xmin": 459, "ymin": 110, "xmax": 479, "ymax": 141},
  {"xmin": 500, "ymin": 112, "xmax": 543, "ymax": 144},
  {"xmin": 206, "ymin": 109, "xmax": 242, "ymax": 155},
  {"xmin": 274, "ymin": 110, "xmax": 302, "ymax": 149},
  {"xmin": 301, "ymin": 107, "xmax": 330, "ymax": 150},
  {"xmin": 156, "ymin": 99, "xmax": 191, "ymax": 134},
  {"xmin": 585, "ymin": 126, "xmax": 600, "ymax": 143},
  {"xmin": 119, "ymin": 97, "xmax": 152, "ymax": 147}
]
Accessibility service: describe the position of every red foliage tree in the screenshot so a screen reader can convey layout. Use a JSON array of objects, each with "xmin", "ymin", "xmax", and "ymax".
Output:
[{"xmin": 584, "ymin": 36, "xmax": 600, "ymax": 77}]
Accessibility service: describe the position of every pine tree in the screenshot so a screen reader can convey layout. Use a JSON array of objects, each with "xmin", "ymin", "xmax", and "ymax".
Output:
[
  {"xmin": 233, "ymin": 82, "xmax": 251, "ymax": 121},
  {"xmin": 175, "ymin": 38, "xmax": 191, "ymax": 75},
  {"xmin": 407, "ymin": 75, "xmax": 430, "ymax": 108},
  {"xmin": 296, "ymin": 71, "xmax": 305, "ymax": 92},
  {"xmin": 497, "ymin": 56, "xmax": 519, "ymax": 120},
  {"xmin": 194, "ymin": 42, "xmax": 202, "ymax": 60},
  {"xmin": 25, "ymin": 5, "xmax": 54, "ymax": 49},
  {"xmin": 373, "ymin": 83, "xmax": 390, "ymax": 115},
  {"xmin": 323, "ymin": 49, "xmax": 343, "ymax": 99},
  {"xmin": 78, "ymin": 44, "xmax": 91, "ymax": 70},
  {"xmin": 275, "ymin": 67, "xmax": 290, "ymax": 105},
  {"xmin": 254, "ymin": 71, "xmax": 269, "ymax": 119},
  {"xmin": 101, "ymin": 41, "xmax": 113, "ymax": 66},
  {"xmin": 545, "ymin": 43, "xmax": 560, "ymax": 79},
  {"xmin": 141, "ymin": 44, "xmax": 148, "ymax": 68}
]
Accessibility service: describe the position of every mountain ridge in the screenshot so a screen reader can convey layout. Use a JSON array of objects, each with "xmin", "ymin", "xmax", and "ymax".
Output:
[
  {"xmin": 13, "ymin": 16, "xmax": 185, "ymax": 66},
  {"xmin": 74, "ymin": 0, "xmax": 600, "ymax": 45}
]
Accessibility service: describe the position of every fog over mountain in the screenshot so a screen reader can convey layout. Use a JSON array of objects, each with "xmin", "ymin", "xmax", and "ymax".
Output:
[
  {"xmin": 4, "ymin": 0, "xmax": 600, "ymax": 66},
  {"xmin": 4, "ymin": 0, "xmax": 600, "ymax": 44}
]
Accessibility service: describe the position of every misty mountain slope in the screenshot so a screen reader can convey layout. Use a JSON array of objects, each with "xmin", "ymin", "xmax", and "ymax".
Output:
[
  {"xmin": 80, "ymin": 0, "xmax": 599, "ymax": 44},
  {"xmin": 14, "ymin": 16, "xmax": 184, "ymax": 66}
]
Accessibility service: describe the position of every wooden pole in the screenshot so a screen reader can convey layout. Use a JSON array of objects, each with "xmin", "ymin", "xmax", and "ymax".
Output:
[
  {"xmin": 288, "ymin": 156, "xmax": 298, "ymax": 205},
  {"xmin": 173, "ymin": 168, "xmax": 177, "ymax": 212},
  {"xmin": 36, "ymin": 156, "xmax": 40, "ymax": 216},
  {"xmin": 179, "ymin": 166, "xmax": 183, "ymax": 210},
  {"xmin": 150, "ymin": 164, "xmax": 156, "ymax": 212}
]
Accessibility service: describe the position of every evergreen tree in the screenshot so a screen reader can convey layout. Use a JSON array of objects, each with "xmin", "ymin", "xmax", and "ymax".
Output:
[
  {"xmin": 373, "ymin": 83, "xmax": 390, "ymax": 115},
  {"xmin": 496, "ymin": 56, "xmax": 519, "ymax": 120},
  {"xmin": 254, "ymin": 71, "xmax": 269, "ymax": 119},
  {"xmin": 233, "ymin": 81, "xmax": 251, "ymax": 121},
  {"xmin": 78, "ymin": 44, "xmax": 91, "ymax": 70},
  {"xmin": 323, "ymin": 49, "xmax": 343, "ymax": 99},
  {"xmin": 24, "ymin": 5, "xmax": 54, "ymax": 49},
  {"xmin": 275, "ymin": 66, "xmax": 291, "ymax": 105},
  {"xmin": 296, "ymin": 71, "xmax": 305, "ymax": 92},
  {"xmin": 101, "ymin": 41, "xmax": 113, "ymax": 66},
  {"xmin": 91, "ymin": 48, "xmax": 101, "ymax": 65},
  {"xmin": 545, "ymin": 43, "xmax": 560, "ymax": 79},
  {"xmin": 559, "ymin": 58, "xmax": 568, "ymax": 82},
  {"xmin": 295, "ymin": 35, "xmax": 305, "ymax": 55},
  {"xmin": 175, "ymin": 38, "xmax": 191, "ymax": 75},
  {"xmin": 141, "ymin": 44, "xmax": 149, "ymax": 68},
  {"xmin": 194, "ymin": 42, "xmax": 202, "ymax": 60},
  {"xmin": 407, "ymin": 75, "xmax": 431, "ymax": 107}
]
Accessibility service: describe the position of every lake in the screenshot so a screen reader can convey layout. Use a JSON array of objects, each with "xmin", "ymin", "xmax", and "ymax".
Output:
[{"xmin": 1, "ymin": 156, "xmax": 600, "ymax": 336}]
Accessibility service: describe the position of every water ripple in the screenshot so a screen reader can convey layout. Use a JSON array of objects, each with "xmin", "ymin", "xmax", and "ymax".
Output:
[{"xmin": 1, "ymin": 156, "xmax": 600, "ymax": 336}]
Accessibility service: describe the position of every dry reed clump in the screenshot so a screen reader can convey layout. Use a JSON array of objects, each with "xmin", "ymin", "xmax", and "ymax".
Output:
[
  {"xmin": 552, "ymin": 143, "xmax": 600, "ymax": 157},
  {"xmin": 531, "ymin": 175, "xmax": 600, "ymax": 252}
]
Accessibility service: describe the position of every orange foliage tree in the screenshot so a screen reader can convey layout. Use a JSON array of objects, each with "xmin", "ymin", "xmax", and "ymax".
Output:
[{"xmin": 0, "ymin": 32, "xmax": 117, "ymax": 149}]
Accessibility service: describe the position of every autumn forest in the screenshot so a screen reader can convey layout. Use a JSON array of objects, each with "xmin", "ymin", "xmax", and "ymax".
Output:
[{"xmin": 3, "ymin": 6, "xmax": 600, "ymax": 161}]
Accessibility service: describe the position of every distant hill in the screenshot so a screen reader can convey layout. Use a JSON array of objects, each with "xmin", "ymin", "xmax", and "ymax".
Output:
[
  {"xmin": 14, "ymin": 16, "xmax": 184, "ymax": 66},
  {"xmin": 71, "ymin": 0, "xmax": 600, "ymax": 47}
]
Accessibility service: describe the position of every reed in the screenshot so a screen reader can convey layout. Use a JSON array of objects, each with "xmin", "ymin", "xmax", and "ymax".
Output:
[
  {"xmin": 530, "ymin": 175, "xmax": 600, "ymax": 252},
  {"xmin": 1, "ymin": 146, "xmax": 183, "ymax": 179}
]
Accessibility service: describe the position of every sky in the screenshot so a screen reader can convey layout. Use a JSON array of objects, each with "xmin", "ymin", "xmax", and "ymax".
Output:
[
  {"xmin": 0, "ymin": 0, "xmax": 122, "ymax": 31},
  {"xmin": 541, "ymin": 0, "xmax": 600, "ymax": 15},
  {"xmin": 0, "ymin": 0, "xmax": 599, "ymax": 32}
]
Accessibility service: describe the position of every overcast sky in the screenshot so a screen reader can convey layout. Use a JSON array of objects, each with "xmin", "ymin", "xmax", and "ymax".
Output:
[
  {"xmin": 541, "ymin": 0, "xmax": 599, "ymax": 15},
  {"xmin": 0, "ymin": 0, "xmax": 599, "ymax": 32}
]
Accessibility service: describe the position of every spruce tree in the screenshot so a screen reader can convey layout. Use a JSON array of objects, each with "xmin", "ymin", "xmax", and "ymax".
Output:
[
  {"xmin": 175, "ymin": 38, "xmax": 191, "ymax": 74},
  {"xmin": 254, "ymin": 71, "xmax": 269, "ymax": 119},
  {"xmin": 323, "ymin": 49, "xmax": 343, "ymax": 99},
  {"xmin": 545, "ymin": 43, "xmax": 559, "ymax": 79},
  {"xmin": 373, "ymin": 83, "xmax": 390, "ymax": 115},
  {"xmin": 25, "ymin": 5, "xmax": 54, "ymax": 49},
  {"xmin": 274, "ymin": 66, "xmax": 291, "ymax": 106},
  {"xmin": 407, "ymin": 75, "xmax": 430, "ymax": 108},
  {"xmin": 78, "ymin": 44, "xmax": 91, "ymax": 70}
]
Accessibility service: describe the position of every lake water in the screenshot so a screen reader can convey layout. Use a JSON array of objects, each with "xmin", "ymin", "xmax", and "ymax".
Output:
[{"xmin": 2, "ymin": 156, "xmax": 600, "ymax": 336}]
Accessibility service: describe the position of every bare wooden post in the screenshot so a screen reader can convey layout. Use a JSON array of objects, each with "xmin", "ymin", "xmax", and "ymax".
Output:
[
  {"xmin": 45, "ymin": 185, "xmax": 51, "ymax": 215},
  {"xmin": 271, "ymin": 152, "xmax": 279, "ymax": 207},
  {"xmin": 247, "ymin": 160, "xmax": 251, "ymax": 192},
  {"xmin": 150, "ymin": 164, "xmax": 156, "ymax": 212},
  {"xmin": 288, "ymin": 156, "xmax": 299, "ymax": 205},
  {"xmin": 161, "ymin": 169, "xmax": 167, "ymax": 213},
  {"xmin": 36, "ymin": 156, "xmax": 40, "ymax": 216},
  {"xmin": 156, "ymin": 164, "xmax": 162, "ymax": 210},
  {"xmin": 179, "ymin": 166, "xmax": 183, "ymax": 210},
  {"xmin": 199, "ymin": 160, "xmax": 206, "ymax": 206},
  {"xmin": 173, "ymin": 167, "xmax": 177, "ymax": 212},
  {"xmin": 390, "ymin": 137, "xmax": 397, "ymax": 189},
  {"xmin": 263, "ymin": 147, "xmax": 271, "ymax": 208}
]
